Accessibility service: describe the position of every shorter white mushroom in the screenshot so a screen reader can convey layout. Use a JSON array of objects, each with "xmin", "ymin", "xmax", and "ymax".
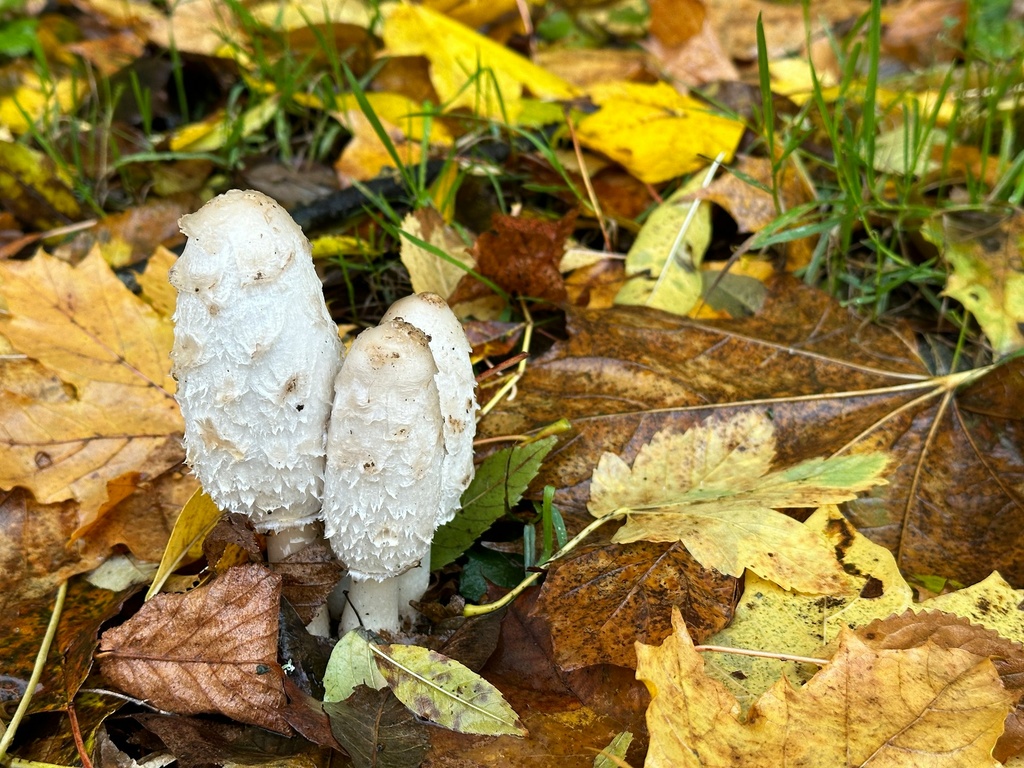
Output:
[{"xmin": 322, "ymin": 319, "xmax": 446, "ymax": 633}]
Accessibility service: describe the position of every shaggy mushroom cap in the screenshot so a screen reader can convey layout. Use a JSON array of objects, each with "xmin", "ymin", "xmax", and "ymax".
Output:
[
  {"xmin": 322, "ymin": 319, "xmax": 445, "ymax": 580},
  {"xmin": 381, "ymin": 292, "xmax": 477, "ymax": 524},
  {"xmin": 170, "ymin": 189, "xmax": 343, "ymax": 532}
]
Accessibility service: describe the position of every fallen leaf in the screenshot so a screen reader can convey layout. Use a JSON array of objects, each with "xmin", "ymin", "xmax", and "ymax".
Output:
[
  {"xmin": 700, "ymin": 505, "xmax": 914, "ymax": 711},
  {"xmin": 325, "ymin": 686, "xmax": 429, "ymax": 768},
  {"xmin": 857, "ymin": 610, "xmax": 1024, "ymax": 763},
  {"xmin": 324, "ymin": 629, "xmax": 390, "ymax": 703},
  {"xmin": 576, "ymin": 81, "xmax": 745, "ymax": 184},
  {"xmin": 923, "ymin": 211, "xmax": 1024, "ymax": 356},
  {"xmin": 916, "ymin": 572, "xmax": 1024, "ymax": 646},
  {"xmin": 648, "ymin": 0, "xmax": 704, "ymax": 46},
  {"xmin": 0, "ymin": 140, "xmax": 82, "ymax": 230},
  {"xmin": 471, "ymin": 212, "xmax": 576, "ymax": 302},
  {"xmin": 588, "ymin": 411, "xmax": 886, "ymax": 592},
  {"xmin": 534, "ymin": 541, "xmax": 739, "ymax": 670},
  {"xmin": 614, "ymin": 175, "xmax": 709, "ymax": 315},
  {"xmin": 637, "ymin": 608, "xmax": 1015, "ymax": 768},
  {"xmin": 477, "ymin": 281, "xmax": 1024, "ymax": 584},
  {"xmin": 0, "ymin": 249, "xmax": 182, "ymax": 525},
  {"xmin": 273, "ymin": 539, "xmax": 345, "ymax": 626},
  {"xmin": 399, "ymin": 207, "xmax": 475, "ymax": 300},
  {"xmin": 374, "ymin": 643, "xmax": 527, "ymax": 736},
  {"xmin": 645, "ymin": 17, "xmax": 740, "ymax": 89},
  {"xmin": 144, "ymin": 487, "xmax": 221, "ymax": 600},
  {"xmin": 381, "ymin": 4, "xmax": 576, "ymax": 121},
  {"xmin": 98, "ymin": 564, "xmax": 291, "ymax": 734}
]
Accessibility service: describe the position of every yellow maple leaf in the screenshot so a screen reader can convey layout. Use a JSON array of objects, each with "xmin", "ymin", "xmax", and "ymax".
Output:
[
  {"xmin": 637, "ymin": 608, "xmax": 1015, "ymax": 768},
  {"xmin": 0, "ymin": 249, "xmax": 182, "ymax": 527},
  {"xmin": 588, "ymin": 411, "xmax": 888, "ymax": 593},
  {"xmin": 381, "ymin": 4, "xmax": 576, "ymax": 122},
  {"xmin": 575, "ymin": 81, "xmax": 745, "ymax": 184},
  {"xmin": 399, "ymin": 207, "xmax": 475, "ymax": 299}
]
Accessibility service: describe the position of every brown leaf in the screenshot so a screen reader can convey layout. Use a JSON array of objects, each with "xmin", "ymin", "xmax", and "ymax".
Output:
[
  {"xmin": 471, "ymin": 212, "xmax": 576, "ymax": 302},
  {"xmin": 134, "ymin": 713, "xmax": 308, "ymax": 767},
  {"xmin": 857, "ymin": 610, "xmax": 1024, "ymax": 762},
  {"xmin": 882, "ymin": 0, "xmax": 965, "ymax": 67},
  {"xmin": 648, "ymin": 0, "xmax": 705, "ymax": 46},
  {"xmin": 478, "ymin": 278, "xmax": 1024, "ymax": 584},
  {"xmin": 326, "ymin": 686, "xmax": 429, "ymax": 768},
  {"xmin": 0, "ymin": 249, "xmax": 183, "ymax": 526},
  {"xmin": 535, "ymin": 541, "xmax": 739, "ymax": 670},
  {"xmin": 272, "ymin": 539, "xmax": 345, "ymax": 625},
  {"xmin": 98, "ymin": 564, "xmax": 291, "ymax": 734}
]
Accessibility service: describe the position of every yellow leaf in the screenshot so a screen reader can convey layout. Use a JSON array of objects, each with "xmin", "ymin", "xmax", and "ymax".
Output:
[
  {"xmin": 145, "ymin": 488, "xmax": 222, "ymax": 600},
  {"xmin": 0, "ymin": 140, "xmax": 82, "ymax": 230},
  {"xmin": 0, "ymin": 249, "xmax": 182, "ymax": 522},
  {"xmin": 614, "ymin": 174, "xmax": 709, "ymax": 315},
  {"xmin": 701, "ymin": 506, "xmax": 914, "ymax": 711},
  {"xmin": 0, "ymin": 66, "xmax": 85, "ymax": 135},
  {"xmin": 399, "ymin": 207, "xmax": 474, "ymax": 299},
  {"xmin": 922, "ymin": 214, "xmax": 1024, "ymax": 356},
  {"xmin": 381, "ymin": 4, "xmax": 576, "ymax": 121},
  {"xmin": 169, "ymin": 96, "xmax": 280, "ymax": 152},
  {"xmin": 916, "ymin": 572, "xmax": 1024, "ymax": 646},
  {"xmin": 637, "ymin": 609, "xmax": 1014, "ymax": 768},
  {"xmin": 332, "ymin": 91, "xmax": 454, "ymax": 145},
  {"xmin": 136, "ymin": 246, "xmax": 179, "ymax": 318},
  {"xmin": 588, "ymin": 411, "xmax": 888, "ymax": 593},
  {"xmin": 576, "ymin": 81, "xmax": 744, "ymax": 183}
]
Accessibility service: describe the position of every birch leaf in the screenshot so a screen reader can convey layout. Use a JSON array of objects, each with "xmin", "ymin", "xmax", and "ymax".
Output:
[
  {"xmin": 373, "ymin": 643, "xmax": 526, "ymax": 737},
  {"xmin": 588, "ymin": 411, "xmax": 888, "ymax": 593}
]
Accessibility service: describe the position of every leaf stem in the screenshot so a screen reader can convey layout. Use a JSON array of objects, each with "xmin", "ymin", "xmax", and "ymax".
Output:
[
  {"xmin": 0, "ymin": 581, "xmax": 68, "ymax": 762},
  {"xmin": 694, "ymin": 644, "xmax": 829, "ymax": 666},
  {"xmin": 463, "ymin": 511, "xmax": 624, "ymax": 616}
]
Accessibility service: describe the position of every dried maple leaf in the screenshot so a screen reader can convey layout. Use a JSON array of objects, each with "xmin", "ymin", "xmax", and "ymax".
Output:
[
  {"xmin": 98, "ymin": 564, "xmax": 291, "ymax": 734},
  {"xmin": 588, "ymin": 410, "xmax": 887, "ymax": 593},
  {"xmin": 0, "ymin": 249, "xmax": 183, "ymax": 527},
  {"xmin": 637, "ymin": 608, "xmax": 1016, "ymax": 768}
]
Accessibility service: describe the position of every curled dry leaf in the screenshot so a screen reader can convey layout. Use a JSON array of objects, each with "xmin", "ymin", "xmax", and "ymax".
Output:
[{"xmin": 98, "ymin": 564, "xmax": 291, "ymax": 734}]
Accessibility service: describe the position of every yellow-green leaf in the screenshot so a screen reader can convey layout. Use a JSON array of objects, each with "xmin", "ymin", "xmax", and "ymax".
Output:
[
  {"xmin": 588, "ymin": 411, "xmax": 888, "ymax": 593},
  {"xmin": 323, "ymin": 629, "xmax": 388, "ymax": 703},
  {"xmin": 576, "ymin": 81, "xmax": 744, "ymax": 184},
  {"xmin": 372, "ymin": 643, "xmax": 526, "ymax": 736},
  {"xmin": 614, "ymin": 174, "xmax": 709, "ymax": 315}
]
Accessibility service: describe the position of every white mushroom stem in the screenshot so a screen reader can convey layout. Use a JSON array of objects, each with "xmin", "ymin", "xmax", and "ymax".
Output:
[
  {"xmin": 323, "ymin": 319, "xmax": 445, "ymax": 633},
  {"xmin": 170, "ymin": 189, "xmax": 343, "ymax": 635}
]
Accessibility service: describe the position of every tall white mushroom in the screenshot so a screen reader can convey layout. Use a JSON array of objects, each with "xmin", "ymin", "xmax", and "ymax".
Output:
[
  {"xmin": 322, "ymin": 319, "xmax": 446, "ymax": 633},
  {"xmin": 169, "ymin": 190, "xmax": 343, "ymax": 591}
]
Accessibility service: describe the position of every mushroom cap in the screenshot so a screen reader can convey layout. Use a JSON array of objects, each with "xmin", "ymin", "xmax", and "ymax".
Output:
[
  {"xmin": 170, "ymin": 189, "xmax": 343, "ymax": 531},
  {"xmin": 322, "ymin": 319, "xmax": 445, "ymax": 580},
  {"xmin": 381, "ymin": 292, "xmax": 477, "ymax": 524}
]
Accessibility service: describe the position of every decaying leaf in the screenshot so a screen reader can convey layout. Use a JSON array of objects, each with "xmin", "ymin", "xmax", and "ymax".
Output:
[
  {"xmin": 923, "ymin": 211, "xmax": 1024, "ymax": 356},
  {"xmin": 637, "ymin": 608, "xmax": 1015, "ymax": 768},
  {"xmin": 374, "ymin": 643, "xmax": 527, "ymax": 737},
  {"xmin": 326, "ymin": 686, "xmax": 430, "ymax": 768},
  {"xmin": 98, "ymin": 564, "xmax": 291, "ymax": 734},
  {"xmin": 857, "ymin": 610, "xmax": 1024, "ymax": 763},
  {"xmin": 534, "ymin": 541, "xmax": 739, "ymax": 670},
  {"xmin": 0, "ymin": 140, "xmax": 82, "ymax": 230},
  {"xmin": 0, "ymin": 249, "xmax": 182, "ymax": 525},
  {"xmin": 589, "ymin": 410, "xmax": 887, "ymax": 592},
  {"xmin": 700, "ymin": 505, "xmax": 914, "ymax": 711},
  {"xmin": 471, "ymin": 212, "xmax": 576, "ymax": 303},
  {"xmin": 916, "ymin": 572, "xmax": 1024, "ymax": 646}
]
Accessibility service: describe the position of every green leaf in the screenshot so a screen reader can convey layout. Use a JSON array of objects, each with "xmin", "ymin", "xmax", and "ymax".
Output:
[
  {"xmin": 372, "ymin": 644, "xmax": 526, "ymax": 736},
  {"xmin": 594, "ymin": 731, "xmax": 634, "ymax": 768},
  {"xmin": 431, "ymin": 436, "xmax": 557, "ymax": 569},
  {"xmin": 323, "ymin": 629, "xmax": 388, "ymax": 703},
  {"xmin": 459, "ymin": 547, "xmax": 525, "ymax": 601}
]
